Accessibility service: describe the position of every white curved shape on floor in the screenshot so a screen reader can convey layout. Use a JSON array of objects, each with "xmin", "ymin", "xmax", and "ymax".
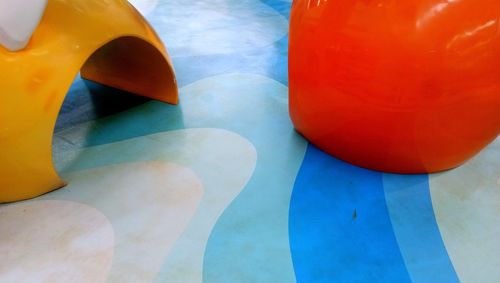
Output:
[
  {"xmin": 54, "ymin": 161, "xmax": 204, "ymax": 283},
  {"xmin": 0, "ymin": 0, "xmax": 47, "ymax": 51},
  {"xmin": 51, "ymin": 128, "xmax": 257, "ymax": 282},
  {"xmin": 0, "ymin": 200, "xmax": 114, "ymax": 283},
  {"xmin": 430, "ymin": 138, "xmax": 500, "ymax": 283}
]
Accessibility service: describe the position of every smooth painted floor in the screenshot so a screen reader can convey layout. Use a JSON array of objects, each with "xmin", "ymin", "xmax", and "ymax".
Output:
[{"xmin": 1, "ymin": 1, "xmax": 499, "ymax": 282}]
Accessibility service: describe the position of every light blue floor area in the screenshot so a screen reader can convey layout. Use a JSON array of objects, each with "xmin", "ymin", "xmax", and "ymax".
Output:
[{"xmin": 383, "ymin": 174, "xmax": 459, "ymax": 283}]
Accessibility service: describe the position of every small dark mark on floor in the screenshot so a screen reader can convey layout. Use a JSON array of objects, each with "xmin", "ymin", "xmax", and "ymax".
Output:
[{"xmin": 353, "ymin": 209, "xmax": 357, "ymax": 220}]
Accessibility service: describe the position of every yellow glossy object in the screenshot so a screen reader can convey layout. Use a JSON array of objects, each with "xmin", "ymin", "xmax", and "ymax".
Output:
[{"xmin": 0, "ymin": 0, "xmax": 178, "ymax": 202}]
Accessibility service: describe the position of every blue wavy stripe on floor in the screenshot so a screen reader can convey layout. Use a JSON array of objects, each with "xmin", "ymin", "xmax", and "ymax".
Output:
[{"xmin": 290, "ymin": 145, "xmax": 413, "ymax": 283}]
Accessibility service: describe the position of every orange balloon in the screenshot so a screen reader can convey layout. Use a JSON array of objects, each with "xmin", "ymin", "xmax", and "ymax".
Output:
[{"xmin": 289, "ymin": 0, "xmax": 500, "ymax": 173}]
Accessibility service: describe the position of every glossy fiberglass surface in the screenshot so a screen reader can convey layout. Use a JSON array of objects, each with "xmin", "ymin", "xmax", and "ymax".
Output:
[
  {"xmin": 0, "ymin": 0, "xmax": 177, "ymax": 202},
  {"xmin": 289, "ymin": 0, "xmax": 500, "ymax": 173}
]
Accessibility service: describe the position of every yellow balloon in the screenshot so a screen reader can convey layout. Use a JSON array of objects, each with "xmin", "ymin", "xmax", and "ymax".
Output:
[{"xmin": 0, "ymin": 0, "xmax": 178, "ymax": 202}]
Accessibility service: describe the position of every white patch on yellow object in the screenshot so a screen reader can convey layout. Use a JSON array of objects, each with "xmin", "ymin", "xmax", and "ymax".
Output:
[
  {"xmin": 430, "ymin": 137, "xmax": 500, "ymax": 283},
  {"xmin": 51, "ymin": 128, "xmax": 257, "ymax": 282},
  {"xmin": 0, "ymin": 200, "xmax": 114, "ymax": 283},
  {"xmin": 128, "ymin": 0, "xmax": 159, "ymax": 16},
  {"xmin": 0, "ymin": 0, "xmax": 47, "ymax": 51}
]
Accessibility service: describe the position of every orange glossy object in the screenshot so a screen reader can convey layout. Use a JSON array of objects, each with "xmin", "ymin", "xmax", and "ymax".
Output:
[
  {"xmin": 0, "ymin": 0, "xmax": 177, "ymax": 202},
  {"xmin": 289, "ymin": 0, "xmax": 500, "ymax": 173}
]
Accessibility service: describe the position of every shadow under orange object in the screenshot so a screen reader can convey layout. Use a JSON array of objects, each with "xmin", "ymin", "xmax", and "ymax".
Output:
[
  {"xmin": 0, "ymin": 0, "xmax": 177, "ymax": 202},
  {"xmin": 289, "ymin": 0, "xmax": 500, "ymax": 174}
]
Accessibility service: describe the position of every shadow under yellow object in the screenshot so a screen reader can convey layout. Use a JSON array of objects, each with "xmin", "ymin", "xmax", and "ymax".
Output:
[{"xmin": 0, "ymin": 0, "xmax": 178, "ymax": 202}]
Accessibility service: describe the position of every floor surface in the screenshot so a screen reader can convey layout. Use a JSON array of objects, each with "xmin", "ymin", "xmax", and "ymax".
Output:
[{"xmin": 1, "ymin": 1, "xmax": 499, "ymax": 282}]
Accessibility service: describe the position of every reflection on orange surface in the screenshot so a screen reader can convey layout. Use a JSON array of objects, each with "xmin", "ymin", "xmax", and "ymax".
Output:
[
  {"xmin": 0, "ymin": 0, "xmax": 177, "ymax": 202},
  {"xmin": 289, "ymin": 0, "xmax": 500, "ymax": 173}
]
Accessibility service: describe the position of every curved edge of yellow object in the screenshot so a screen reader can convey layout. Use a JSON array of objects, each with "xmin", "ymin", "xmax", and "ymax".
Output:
[{"xmin": 0, "ymin": 0, "xmax": 178, "ymax": 203}]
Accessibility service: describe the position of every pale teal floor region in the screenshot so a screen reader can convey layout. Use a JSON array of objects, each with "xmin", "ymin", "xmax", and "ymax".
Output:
[
  {"xmin": 53, "ymin": 74, "xmax": 307, "ymax": 282},
  {"xmin": 179, "ymin": 74, "xmax": 307, "ymax": 283},
  {"xmin": 383, "ymin": 175, "xmax": 459, "ymax": 283},
  {"xmin": 145, "ymin": 0, "xmax": 289, "ymax": 58},
  {"xmin": 430, "ymin": 138, "xmax": 500, "ymax": 283}
]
